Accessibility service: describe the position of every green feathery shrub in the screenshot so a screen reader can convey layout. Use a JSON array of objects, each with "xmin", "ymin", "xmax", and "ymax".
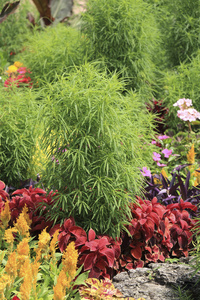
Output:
[
  {"xmin": 81, "ymin": 0, "xmax": 160, "ymax": 96},
  {"xmin": 39, "ymin": 63, "xmax": 156, "ymax": 237},
  {"xmin": 16, "ymin": 23, "xmax": 88, "ymax": 85},
  {"xmin": 0, "ymin": 86, "xmax": 38, "ymax": 186}
]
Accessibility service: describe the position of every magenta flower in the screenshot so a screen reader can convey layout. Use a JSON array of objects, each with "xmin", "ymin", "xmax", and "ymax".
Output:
[
  {"xmin": 141, "ymin": 167, "xmax": 151, "ymax": 177},
  {"xmin": 157, "ymin": 162, "xmax": 167, "ymax": 167},
  {"xmin": 157, "ymin": 135, "xmax": 170, "ymax": 140},
  {"xmin": 153, "ymin": 152, "xmax": 161, "ymax": 162},
  {"xmin": 162, "ymin": 148, "xmax": 172, "ymax": 158}
]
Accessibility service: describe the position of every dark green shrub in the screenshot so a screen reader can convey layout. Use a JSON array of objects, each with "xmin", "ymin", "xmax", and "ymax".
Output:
[
  {"xmin": 40, "ymin": 63, "xmax": 156, "ymax": 237},
  {"xmin": 16, "ymin": 23, "xmax": 88, "ymax": 84},
  {"xmin": 154, "ymin": 0, "xmax": 200, "ymax": 67},
  {"xmin": 161, "ymin": 52, "xmax": 200, "ymax": 131},
  {"xmin": 81, "ymin": 0, "xmax": 160, "ymax": 95},
  {"xmin": 0, "ymin": 86, "xmax": 38, "ymax": 186}
]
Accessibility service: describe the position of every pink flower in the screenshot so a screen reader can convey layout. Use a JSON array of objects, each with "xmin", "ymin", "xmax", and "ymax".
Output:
[
  {"xmin": 157, "ymin": 162, "xmax": 167, "ymax": 167},
  {"xmin": 153, "ymin": 152, "xmax": 161, "ymax": 162},
  {"xmin": 177, "ymin": 108, "xmax": 200, "ymax": 122},
  {"xmin": 157, "ymin": 135, "xmax": 170, "ymax": 140},
  {"xmin": 173, "ymin": 98, "xmax": 192, "ymax": 109},
  {"xmin": 141, "ymin": 167, "xmax": 151, "ymax": 177},
  {"xmin": 162, "ymin": 148, "xmax": 172, "ymax": 158},
  {"xmin": 151, "ymin": 140, "xmax": 156, "ymax": 144}
]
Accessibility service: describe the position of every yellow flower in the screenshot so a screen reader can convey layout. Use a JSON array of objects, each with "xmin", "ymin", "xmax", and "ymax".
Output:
[
  {"xmin": 14, "ymin": 208, "xmax": 30, "ymax": 238},
  {"xmin": 14, "ymin": 61, "xmax": 23, "ymax": 68},
  {"xmin": 0, "ymin": 273, "xmax": 11, "ymax": 294},
  {"xmin": 0, "ymin": 201, "xmax": 11, "ymax": 229},
  {"xmin": 187, "ymin": 143, "xmax": 195, "ymax": 164},
  {"xmin": 6, "ymin": 65, "xmax": 18, "ymax": 74},
  {"xmin": 31, "ymin": 259, "xmax": 40, "ymax": 296},
  {"xmin": 4, "ymin": 227, "xmax": 18, "ymax": 246},
  {"xmin": 161, "ymin": 168, "xmax": 168, "ymax": 179},
  {"xmin": 16, "ymin": 238, "xmax": 30, "ymax": 270},
  {"xmin": 53, "ymin": 270, "xmax": 68, "ymax": 300},
  {"xmin": 49, "ymin": 229, "xmax": 59, "ymax": 260},
  {"xmin": 36, "ymin": 228, "xmax": 51, "ymax": 260},
  {"xmin": 5, "ymin": 251, "xmax": 17, "ymax": 279},
  {"xmin": 62, "ymin": 241, "xmax": 78, "ymax": 279},
  {"xmin": 19, "ymin": 258, "xmax": 32, "ymax": 300}
]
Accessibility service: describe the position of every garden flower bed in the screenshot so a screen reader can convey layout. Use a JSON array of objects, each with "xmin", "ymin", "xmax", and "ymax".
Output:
[{"xmin": 1, "ymin": 0, "xmax": 200, "ymax": 299}]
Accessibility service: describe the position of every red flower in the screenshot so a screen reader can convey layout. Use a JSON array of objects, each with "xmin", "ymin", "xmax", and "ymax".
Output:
[{"xmin": 12, "ymin": 296, "xmax": 20, "ymax": 300}]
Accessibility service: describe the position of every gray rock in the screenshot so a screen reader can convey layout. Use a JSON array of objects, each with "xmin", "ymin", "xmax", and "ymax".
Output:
[{"xmin": 112, "ymin": 258, "xmax": 200, "ymax": 300}]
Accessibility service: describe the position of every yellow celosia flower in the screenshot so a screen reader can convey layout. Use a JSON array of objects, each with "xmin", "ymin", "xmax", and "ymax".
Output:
[
  {"xmin": 21, "ymin": 205, "xmax": 32, "ymax": 227},
  {"xmin": 4, "ymin": 227, "xmax": 18, "ymax": 245},
  {"xmin": 53, "ymin": 270, "xmax": 68, "ymax": 300},
  {"xmin": 0, "ymin": 273, "xmax": 11, "ymax": 294},
  {"xmin": 14, "ymin": 208, "xmax": 30, "ymax": 238},
  {"xmin": 38, "ymin": 227, "xmax": 51, "ymax": 252},
  {"xmin": 62, "ymin": 241, "xmax": 78, "ymax": 279},
  {"xmin": 31, "ymin": 259, "xmax": 41, "ymax": 297},
  {"xmin": 19, "ymin": 259, "xmax": 32, "ymax": 300},
  {"xmin": 6, "ymin": 65, "xmax": 18, "ymax": 74},
  {"xmin": 5, "ymin": 251, "xmax": 17, "ymax": 279},
  {"xmin": 49, "ymin": 229, "xmax": 59, "ymax": 260},
  {"xmin": 0, "ymin": 201, "xmax": 11, "ymax": 229},
  {"xmin": 16, "ymin": 238, "xmax": 30, "ymax": 271},
  {"xmin": 14, "ymin": 61, "xmax": 23, "ymax": 68},
  {"xmin": 187, "ymin": 143, "xmax": 195, "ymax": 164}
]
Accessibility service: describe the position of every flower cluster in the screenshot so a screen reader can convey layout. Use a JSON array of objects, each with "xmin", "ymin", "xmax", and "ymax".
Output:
[
  {"xmin": 173, "ymin": 98, "xmax": 200, "ymax": 122},
  {"xmin": 4, "ymin": 61, "xmax": 33, "ymax": 88}
]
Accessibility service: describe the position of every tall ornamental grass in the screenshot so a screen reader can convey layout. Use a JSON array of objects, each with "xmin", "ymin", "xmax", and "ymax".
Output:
[{"xmin": 39, "ymin": 63, "xmax": 156, "ymax": 237}]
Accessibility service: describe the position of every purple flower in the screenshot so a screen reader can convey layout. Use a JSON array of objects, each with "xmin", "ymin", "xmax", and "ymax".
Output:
[
  {"xmin": 162, "ymin": 148, "xmax": 172, "ymax": 158},
  {"xmin": 157, "ymin": 162, "xmax": 167, "ymax": 167},
  {"xmin": 141, "ymin": 167, "xmax": 151, "ymax": 177},
  {"xmin": 153, "ymin": 152, "xmax": 161, "ymax": 162},
  {"xmin": 158, "ymin": 135, "xmax": 170, "ymax": 140}
]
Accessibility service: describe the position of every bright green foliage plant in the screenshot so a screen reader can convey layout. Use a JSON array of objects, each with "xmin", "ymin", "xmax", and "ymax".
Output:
[
  {"xmin": 16, "ymin": 23, "xmax": 88, "ymax": 85},
  {"xmin": 40, "ymin": 63, "xmax": 156, "ymax": 237},
  {"xmin": 0, "ymin": 86, "xmax": 38, "ymax": 186},
  {"xmin": 81, "ymin": 0, "xmax": 160, "ymax": 95}
]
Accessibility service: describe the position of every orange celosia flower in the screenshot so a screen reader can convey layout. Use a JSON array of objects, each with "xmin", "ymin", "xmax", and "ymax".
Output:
[
  {"xmin": 62, "ymin": 241, "xmax": 78, "ymax": 279},
  {"xmin": 31, "ymin": 259, "xmax": 41, "ymax": 297},
  {"xmin": 0, "ymin": 201, "xmax": 11, "ymax": 229},
  {"xmin": 5, "ymin": 251, "xmax": 17, "ymax": 280},
  {"xmin": 187, "ymin": 143, "xmax": 195, "ymax": 164}
]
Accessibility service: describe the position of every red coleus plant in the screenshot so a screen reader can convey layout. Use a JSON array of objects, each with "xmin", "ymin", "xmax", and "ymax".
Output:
[
  {"xmin": 0, "ymin": 183, "xmax": 57, "ymax": 234},
  {"xmin": 117, "ymin": 196, "xmax": 198, "ymax": 274},
  {"xmin": 50, "ymin": 219, "xmax": 121, "ymax": 279}
]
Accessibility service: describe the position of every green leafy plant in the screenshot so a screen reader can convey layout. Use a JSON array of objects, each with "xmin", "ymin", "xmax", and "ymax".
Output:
[
  {"xmin": 39, "ymin": 63, "xmax": 156, "ymax": 237},
  {"xmin": 81, "ymin": 0, "xmax": 161, "ymax": 95},
  {"xmin": 0, "ymin": 1, "xmax": 20, "ymax": 24}
]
